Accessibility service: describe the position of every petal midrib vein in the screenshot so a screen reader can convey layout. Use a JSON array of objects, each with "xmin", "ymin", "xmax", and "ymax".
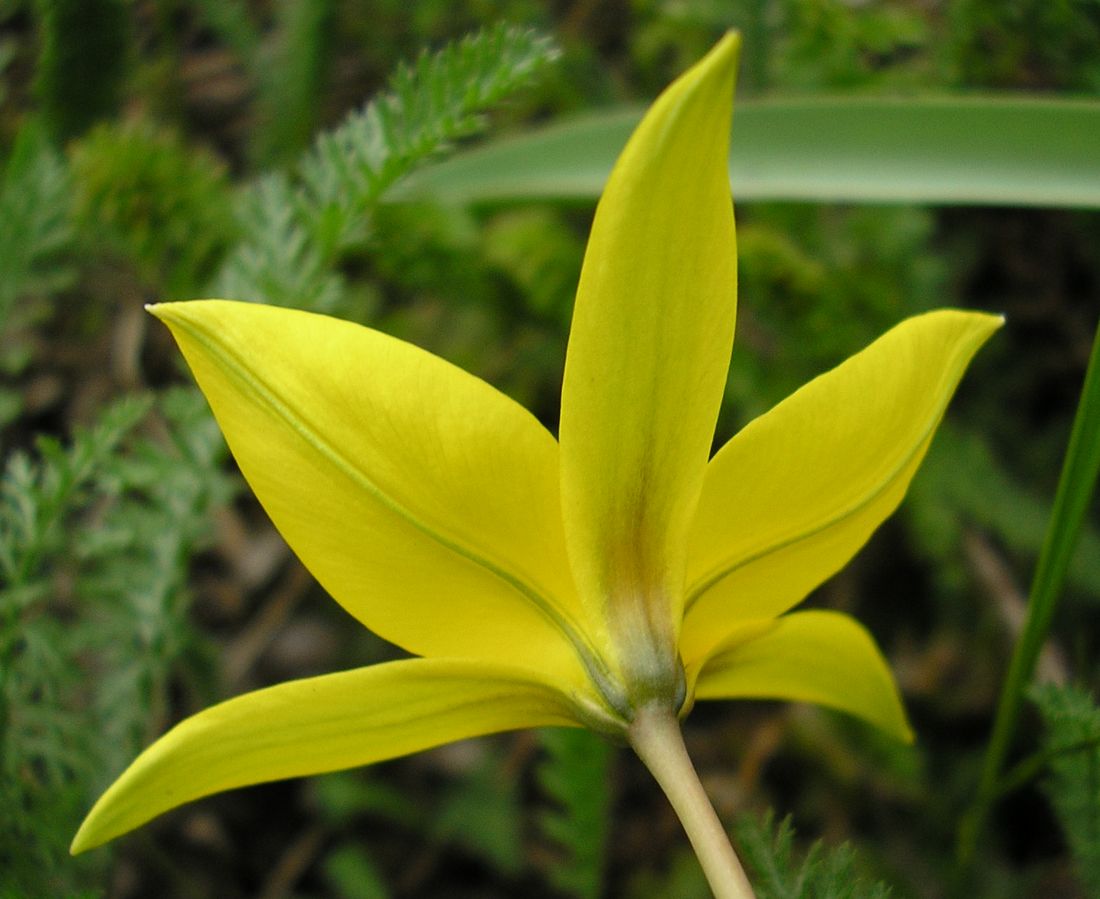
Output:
[
  {"xmin": 180, "ymin": 317, "xmax": 606, "ymax": 678},
  {"xmin": 684, "ymin": 363, "xmax": 965, "ymax": 611}
]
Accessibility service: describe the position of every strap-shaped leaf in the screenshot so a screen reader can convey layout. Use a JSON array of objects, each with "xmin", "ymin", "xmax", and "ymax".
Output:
[{"xmin": 393, "ymin": 98, "xmax": 1100, "ymax": 209}]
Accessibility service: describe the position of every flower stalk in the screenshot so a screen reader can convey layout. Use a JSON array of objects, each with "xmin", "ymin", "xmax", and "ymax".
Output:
[{"xmin": 629, "ymin": 705, "xmax": 756, "ymax": 899}]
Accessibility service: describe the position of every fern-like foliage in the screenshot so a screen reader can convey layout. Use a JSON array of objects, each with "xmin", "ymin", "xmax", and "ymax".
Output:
[
  {"xmin": 0, "ymin": 123, "xmax": 73, "ymax": 424},
  {"xmin": 0, "ymin": 397, "xmax": 148, "ymax": 892},
  {"xmin": 212, "ymin": 173, "xmax": 347, "ymax": 312},
  {"xmin": 298, "ymin": 22, "xmax": 559, "ymax": 257},
  {"xmin": 82, "ymin": 389, "xmax": 236, "ymax": 764},
  {"xmin": 1032, "ymin": 682, "xmax": 1100, "ymax": 895},
  {"xmin": 215, "ymin": 24, "xmax": 558, "ymax": 315},
  {"xmin": 0, "ymin": 124, "xmax": 73, "ymax": 323},
  {"xmin": 536, "ymin": 727, "xmax": 612, "ymax": 898},
  {"xmin": 0, "ymin": 390, "xmax": 234, "ymax": 895},
  {"xmin": 734, "ymin": 811, "xmax": 892, "ymax": 899}
]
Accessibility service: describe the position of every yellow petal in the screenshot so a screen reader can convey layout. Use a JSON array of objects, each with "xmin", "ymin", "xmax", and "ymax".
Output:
[
  {"xmin": 558, "ymin": 34, "xmax": 740, "ymax": 680},
  {"xmin": 681, "ymin": 310, "xmax": 1001, "ymax": 665},
  {"xmin": 72, "ymin": 658, "xmax": 580, "ymax": 853},
  {"xmin": 693, "ymin": 610, "xmax": 912, "ymax": 742},
  {"xmin": 151, "ymin": 301, "xmax": 595, "ymax": 687}
]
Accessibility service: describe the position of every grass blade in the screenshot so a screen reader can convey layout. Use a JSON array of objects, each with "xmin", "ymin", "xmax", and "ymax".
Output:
[{"xmin": 958, "ymin": 314, "xmax": 1100, "ymax": 864}]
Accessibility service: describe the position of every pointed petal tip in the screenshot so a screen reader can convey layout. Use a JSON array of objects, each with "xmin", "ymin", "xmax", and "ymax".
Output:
[
  {"xmin": 709, "ymin": 30, "xmax": 742, "ymax": 68},
  {"xmin": 145, "ymin": 300, "xmax": 189, "ymax": 325},
  {"xmin": 881, "ymin": 706, "xmax": 915, "ymax": 745},
  {"xmin": 694, "ymin": 611, "xmax": 914, "ymax": 744},
  {"xmin": 559, "ymin": 32, "xmax": 743, "ymax": 638},
  {"xmin": 145, "ymin": 299, "xmax": 227, "ymax": 322},
  {"xmin": 956, "ymin": 308, "xmax": 1006, "ymax": 354},
  {"xmin": 69, "ymin": 819, "xmax": 97, "ymax": 856},
  {"xmin": 677, "ymin": 30, "xmax": 741, "ymax": 105},
  {"xmin": 67, "ymin": 660, "xmax": 584, "ymax": 857},
  {"xmin": 980, "ymin": 309, "xmax": 1006, "ymax": 331}
]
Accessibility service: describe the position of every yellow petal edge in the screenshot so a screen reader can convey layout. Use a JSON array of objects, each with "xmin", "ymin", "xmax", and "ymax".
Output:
[
  {"xmin": 149, "ymin": 300, "xmax": 594, "ymax": 691},
  {"xmin": 559, "ymin": 31, "xmax": 740, "ymax": 694},
  {"xmin": 681, "ymin": 309, "xmax": 1003, "ymax": 666},
  {"xmin": 72, "ymin": 659, "xmax": 578, "ymax": 854},
  {"xmin": 694, "ymin": 610, "xmax": 913, "ymax": 743}
]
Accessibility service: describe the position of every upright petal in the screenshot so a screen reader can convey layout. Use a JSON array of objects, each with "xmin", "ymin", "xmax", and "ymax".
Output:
[
  {"xmin": 681, "ymin": 310, "xmax": 1001, "ymax": 665},
  {"xmin": 151, "ymin": 301, "xmax": 596, "ymax": 688},
  {"xmin": 693, "ymin": 610, "xmax": 912, "ymax": 742},
  {"xmin": 558, "ymin": 34, "xmax": 740, "ymax": 687},
  {"xmin": 72, "ymin": 658, "xmax": 581, "ymax": 853}
]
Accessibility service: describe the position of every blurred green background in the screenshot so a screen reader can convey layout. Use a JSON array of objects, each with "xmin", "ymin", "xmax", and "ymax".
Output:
[{"xmin": 1, "ymin": 1, "xmax": 1099, "ymax": 897}]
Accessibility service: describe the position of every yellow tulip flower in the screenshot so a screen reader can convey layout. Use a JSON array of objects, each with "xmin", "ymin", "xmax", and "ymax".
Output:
[{"xmin": 73, "ymin": 32, "xmax": 1000, "ymax": 897}]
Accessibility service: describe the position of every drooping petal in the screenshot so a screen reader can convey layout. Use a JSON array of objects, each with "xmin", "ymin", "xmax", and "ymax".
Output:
[
  {"xmin": 558, "ymin": 34, "xmax": 740, "ymax": 679},
  {"xmin": 681, "ymin": 310, "xmax": 1001, "ymax": 665},
  {"xmin": 71, "ymin": 658, "xmax": 581, "ymax": 853},
  {"xmin": 151, "ymin": 301, "xmax": 595, "ymax": 687},
  {"xmin": 692, "ymin": 610, "xmax": 912, "ymax": 742}
]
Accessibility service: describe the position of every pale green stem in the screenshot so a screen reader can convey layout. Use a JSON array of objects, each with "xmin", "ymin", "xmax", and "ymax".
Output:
[{"xmin": 628, "ymin": 705, "xmax": 756, "ymax": 899}]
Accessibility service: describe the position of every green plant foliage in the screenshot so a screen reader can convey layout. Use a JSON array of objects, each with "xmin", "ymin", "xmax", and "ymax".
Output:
[
  {"xmin": 322, "ymin": 842, "xmax": 391, "ymax": 899},
  {"xmin": 734, "ymin": 811, "xmax": 891, "ymax": 899},
  {"xmin": 909, "ymin": 422, "xmax": 1100, "ymax": 597},
  {"xmin": 83, "ymin": 388, "xmax": 236, "ymax": 761},
  {"xmin": 961, "ymin": 316, "xmax": 1100, "ymax": 862},
  {"xmin": 311, "ymin": 750, "xmax": 528, "ymax": 890},
  {"xmin": 254, "ymin": 0, "xmax": 338, "ymax": 165},
  {"xmin": 482, "ymin": 206, "xmax": 583, "ymax": 328},
  {"xmin": 771, "ymin": 0, "xmax": 929, "ymax": 91},
  {"xmin": 948, "ymin": 0, "xmax": 1100, "ymax": 90},
  {"xmin": 0, "ymin": 390, "xmax": 233, "ymax": 895},
  {"xmin": 216, "ymin": 25, "xmax": 559, "ymax": 321},
  {"xmin": 366, "ymin": 201, "xmax": 564, "ymax": 409},
  {"xmin": 722, "ymin": 204, "xmax": 943, "ymax": 426},
  {"xmin": 0, "ymin": 123, "xmax": 73, "ymax": 318},
  {"xmin": 70, "ymin": 119, "xmax": 235, "ymax": 297},
  {"xmin": 1032, "ymin": 683, "xmax": 1100, "ymax": 894},
  {"xmin": 627, "ymin": 848, "xmax": 709, "ymax": 898},
  {"xmin": 32, "ymin": 0, "xmax": 130, "ymax": 140},
  {"xmin": 2, "ymin": 5, "xmax": 1097, "ymax": 894},
  {"xmin": 213, "ymin": 173, "xmax": 349, "ymax": 313},
  {"xmin": 0, "ymin": 34, "xmax": 14, "ymax": 108},
  {"xmin": 536, "ymin": 727, "xmax": 612, "ymax": 899},
  {"xmin": 0, "ymin": 397, "xmax": 148, "ymax": 894},
  {"xmin": 312, "ymin": 769, "xmax": 422, "ymax": 832},
  {"xmin": 0, "ymin": 122, "xmax": 73, "ymax": 425},
  {"xmin": 192, "ymin": 0, "xmax": 261, "ymax": 63},
  {"xmin": 432, "ymin": 750, "xmax": 525, "ymax": 876},
  {"xmin": 394, "ymin": 98, "xmax": 1100, "ymax": 209},
  {"xmin": 298, "ymin": 22, "xmax": 560, "ymax": 258}
]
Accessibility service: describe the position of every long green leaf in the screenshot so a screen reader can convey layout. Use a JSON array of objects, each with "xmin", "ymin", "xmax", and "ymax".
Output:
[{"xmin": 392, "ymin": 98, "xmax": 1100, "ymax": 208}]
